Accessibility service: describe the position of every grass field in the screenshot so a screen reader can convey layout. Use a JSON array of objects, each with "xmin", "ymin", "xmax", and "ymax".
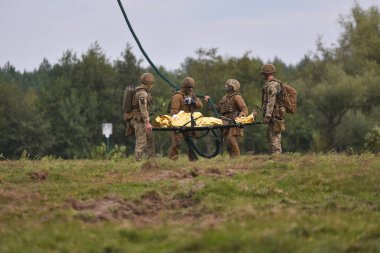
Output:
[{"xmin": 0, "ymin": 154, "xmax": 379, "ymax": 253}]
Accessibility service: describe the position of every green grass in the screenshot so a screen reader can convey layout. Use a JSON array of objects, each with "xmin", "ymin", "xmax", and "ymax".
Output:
[{"xmin": 0, "ymin": 154, "xmax": 379, "ymax": 253}]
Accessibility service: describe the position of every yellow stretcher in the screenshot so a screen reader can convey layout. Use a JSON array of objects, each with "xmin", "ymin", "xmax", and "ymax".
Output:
[
  {"xmin": 153, "ymin": 110, "xmax": 256, "ymax": 128},
  {"xmin": 152, "ymin": 111, "xmax": 262, "ymax": 159}
]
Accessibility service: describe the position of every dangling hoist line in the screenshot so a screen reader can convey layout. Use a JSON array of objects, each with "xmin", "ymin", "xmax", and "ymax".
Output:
[{"xmin": 116, "ymin": 0, "xmax": 220, "ymax": 116}]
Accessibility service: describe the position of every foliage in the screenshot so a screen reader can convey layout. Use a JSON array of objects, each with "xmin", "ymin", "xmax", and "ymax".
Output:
[
  {"xmin": 307, "ymin": 64, "xmax": 365, "ymax": 149},
  {"xmin": 336, "ymin": 4, "xmax": 380, "ymax": 74},
  {"xmin": 365, "ymin": 125, "xmax": 380, "ymax": 153},
  {"xmin": 0, "ymin": 79, "xmax": 53, "ymax": 158},
  {"xmin": 89, "ymin": 143, "xmax": 127, "ymax": 160}
]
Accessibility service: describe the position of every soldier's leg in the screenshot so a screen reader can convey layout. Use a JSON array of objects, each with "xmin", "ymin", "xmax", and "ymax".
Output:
[
  {"xmin": 267, "ymin": 122, "xmax": 282, "ymax": 155},
  {"xmin": 272, "ymin": 131, "xmax": 282, "ymax": 154},
  {"xmin": 146, "ymin": 131, "xmax": 156, "ymax": 158},
  {"xmin": 187, "ymin": 146, "xmax": 198, "ymax": 161},
  {"xmin": 225, "ymin": 128, "xmax": 240, "ymax": 158},
  {"xmin": 133, "ymin": 121, "xmax": 147, "ymax": 161},
  {"xmin": 168, "ymin": 132, "xmax": 183, "ymax": 160},
  {"xmin": 227, "ymin": 135, "xmax": 240, "ymax": 157},
  {"xmin": 266, "ymin": 124, "xmax": 272, "ymax": 154},
  {"xmin": 187, "ymin": 150, "xmax": 198, "ymax": 161},
  {"xmin": 185, "ymin": 132, "xmax": 198, "ymax": 161}
]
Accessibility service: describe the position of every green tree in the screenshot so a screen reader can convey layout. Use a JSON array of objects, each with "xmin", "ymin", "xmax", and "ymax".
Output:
[
  {"xmin": 336, "ymin": 4, "xmax": 380, "ymax": 74},
  {"xmin": 0, "ymin": 80, "xmax": 52, "ymax": 158},
  {"xmin": 308, "ymin": 64, "xmax": 365, "ymax": 149}
]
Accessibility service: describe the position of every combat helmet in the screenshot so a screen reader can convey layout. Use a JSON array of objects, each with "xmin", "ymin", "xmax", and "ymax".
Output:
[
  {"xmin": 260, "ymin": 64, "xmax": 276, "ymax": 74},
  {"xmin": 140, "ymin": 73, "xmax": 155, "ymax": 85},
  {"xmin": 181, "ymin": 77, "xmax": 195, "ymax": 88},
  {"xmin": 226, "ymin": 79, "xmax": 240, "ymax": 92}
]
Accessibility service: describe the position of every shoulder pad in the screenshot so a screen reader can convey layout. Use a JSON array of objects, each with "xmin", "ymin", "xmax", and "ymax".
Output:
[
  {"xmin": 268, "ymin": 80, "xmax": 280, "ymax": 87},
  {"xmin": 136, "ymin": 86, "xmax": 148, "ymax": 93}
]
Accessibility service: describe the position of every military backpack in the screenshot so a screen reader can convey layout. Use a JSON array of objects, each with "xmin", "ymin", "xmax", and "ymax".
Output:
[
  {"xmin": 278, "ymin": 81, "xmax": 297, "ymax": 114},
  {"xmin": 123, "ymin": 86, "xmax": 136, "ymax": 113}
]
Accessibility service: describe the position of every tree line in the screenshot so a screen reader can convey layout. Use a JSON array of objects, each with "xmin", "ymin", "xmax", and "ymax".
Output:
[{"xmin": 1, "ymin": 4, "xmax": 380, "ymax": 159}]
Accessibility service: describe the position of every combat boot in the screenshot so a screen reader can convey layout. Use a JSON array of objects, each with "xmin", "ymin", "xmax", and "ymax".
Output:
[
  {"xmin": 135, "ymin": 152, "xmax": 143, "ymax": 162},
  {"xmin": 188, "ymin": 150, "xmax": 198, "ymax": 161}
]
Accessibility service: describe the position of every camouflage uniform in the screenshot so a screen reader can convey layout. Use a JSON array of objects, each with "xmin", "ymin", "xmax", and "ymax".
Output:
[
  {"xmin": 217, "ymin": 79, "xmax": 248, "ymax": 157},
  {"xmin": 168, "ymin": 77, "xmax": 203, "ymax": 161},
  {"xmin": 262, "ymin": 79, "xmax": 286, "ymax": 155},
  {"xmin": 125, "ymin": 73, "xmax": 155, "ymax": 161}
]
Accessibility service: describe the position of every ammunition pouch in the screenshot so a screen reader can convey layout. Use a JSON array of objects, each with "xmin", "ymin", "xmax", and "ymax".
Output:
[
  {"xmin": 128, "ymin": 111, "xmax": 144, "ymax": 123},
  {"xmin": 273, "ymin": 105, "xmax": 286, "ymax": 119},
  {"xmin": 222, "ymin": 110, "xmax": 240, "ymax": 120},
  {"xmin": 273, "ymin": 119, "xmax": 285, "ymax": 134},
  {"xmin": 124, "ymin": 112, "xmax": 133, "ymax": 122},
  {"xmin": 125, "ymin": 122, "xmax": 135, "ymax": 136}
]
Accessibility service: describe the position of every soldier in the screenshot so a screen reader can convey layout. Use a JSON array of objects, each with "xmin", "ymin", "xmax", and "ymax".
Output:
[
  {"xmin": 261, "ymin": 64, "xmax": 286, "ymax": 155},
  {"xmin": 168, "ymin": 77, "xmax": 203, "ymax": 161},
  {"xmin": 205, "ymin": 79, "xmax": 248, "ymax": 157},
  {"xmin": 125, "ymin": 73, "xmax": 155, "ymax": 161}
]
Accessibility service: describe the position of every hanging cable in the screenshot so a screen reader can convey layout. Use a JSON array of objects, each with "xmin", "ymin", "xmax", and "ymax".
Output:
[{"xmin": 116, "ymin": 0, "xmax": 220, "ymax": 116}]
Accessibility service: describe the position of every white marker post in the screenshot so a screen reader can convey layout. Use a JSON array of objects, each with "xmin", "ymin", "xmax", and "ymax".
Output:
[{"xmin": 102, "ymin": 123, "xmax": 112, "ymax": 154}]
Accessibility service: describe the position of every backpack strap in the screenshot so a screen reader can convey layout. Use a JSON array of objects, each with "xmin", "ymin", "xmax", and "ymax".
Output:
[
  {"xmin": 268, "ymin": 79, "xmax": 283, "ymax": 100},
  {"xmin": 229, "ymin": 92, "xmax": 240, "ymax": 99},
  {"xmin": 135, "ymin": 86, "xmax": 149, "ymax": 93}
]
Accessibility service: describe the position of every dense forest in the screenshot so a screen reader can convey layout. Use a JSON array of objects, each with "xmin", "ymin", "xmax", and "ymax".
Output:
[{"xmin": 1, "ymin": 4, "xmax": 380, "ymax": 159}]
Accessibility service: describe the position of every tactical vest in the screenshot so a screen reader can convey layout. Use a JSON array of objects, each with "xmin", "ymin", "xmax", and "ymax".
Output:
[{"xmin": 219, "ymin": 92, "xmax": 241, "ymax": 117}]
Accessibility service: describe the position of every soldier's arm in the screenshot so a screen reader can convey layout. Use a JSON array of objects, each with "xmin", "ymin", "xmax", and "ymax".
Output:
[
  {"xmin": 234, "ymin": 95, "xmax": 248, "ymax": 117},
  {"xmin": 265, "ymin": 83, "xmax": 278, "ymax": 117},
  {"xmin": 194, "ymin": 97, "xmax": 203, "ymax": 109},
  {"xmin": 137, "ymin": 90, "xmax": 149, "ymax": 123},
  {"xmin": 170, "ymin": 94, "xmax": 181, "ymax": 115}
]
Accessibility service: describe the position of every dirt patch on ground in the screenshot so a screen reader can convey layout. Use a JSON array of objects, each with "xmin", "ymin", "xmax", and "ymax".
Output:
[
  {"xmin": 0, "ymin": 188, "xmax": 42, "ymax": 204},
  {"xmin": 124, "ymin": 160, "xmax": 259, "ymax": 184},
  {"xmin": 144, "ymin": 165, "xmax": 244, "ymax": 183},
  {"xmin": 29, "ymin": 171, "xmax": 48, "ymax": 181},
  {"xmin": 141, "ymin": 161, "xmax": 161, "ymax": 171},
  {"xmin": 0, "ymin": 189, "xmax": 23, "ymax": 205},
  {"xmin": 66, "ymin": 190, "xmax": 199, "ymax": 225},
  {"xmin": 144, "ymin": 168, "xmax": 199, "ymax": 182}
]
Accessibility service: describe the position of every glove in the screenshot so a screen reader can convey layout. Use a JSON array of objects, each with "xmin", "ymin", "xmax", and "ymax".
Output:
[
  {"xmin": 263, "ymin": 116, "xmax": 271, "ymax": 124},
  {"xmin": 184, "ymin": 96, "xmax": 196, "ymax": 105},
  {"xmin": 145, "ymin": 121, "xmax": 153, "ymax": 133}
]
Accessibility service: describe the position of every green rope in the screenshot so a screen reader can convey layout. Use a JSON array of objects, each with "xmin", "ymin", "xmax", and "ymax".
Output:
[
  {"xmin": 117, "ymin": 0, "xmax": 178, "ymax": 90},
  {"xmin": 116, "ymin": 0, "xmax": 220, "ymax": 116},
  {"xmin": 185, "ymin": 129, "xmax": 222, "ymax": 159}
]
